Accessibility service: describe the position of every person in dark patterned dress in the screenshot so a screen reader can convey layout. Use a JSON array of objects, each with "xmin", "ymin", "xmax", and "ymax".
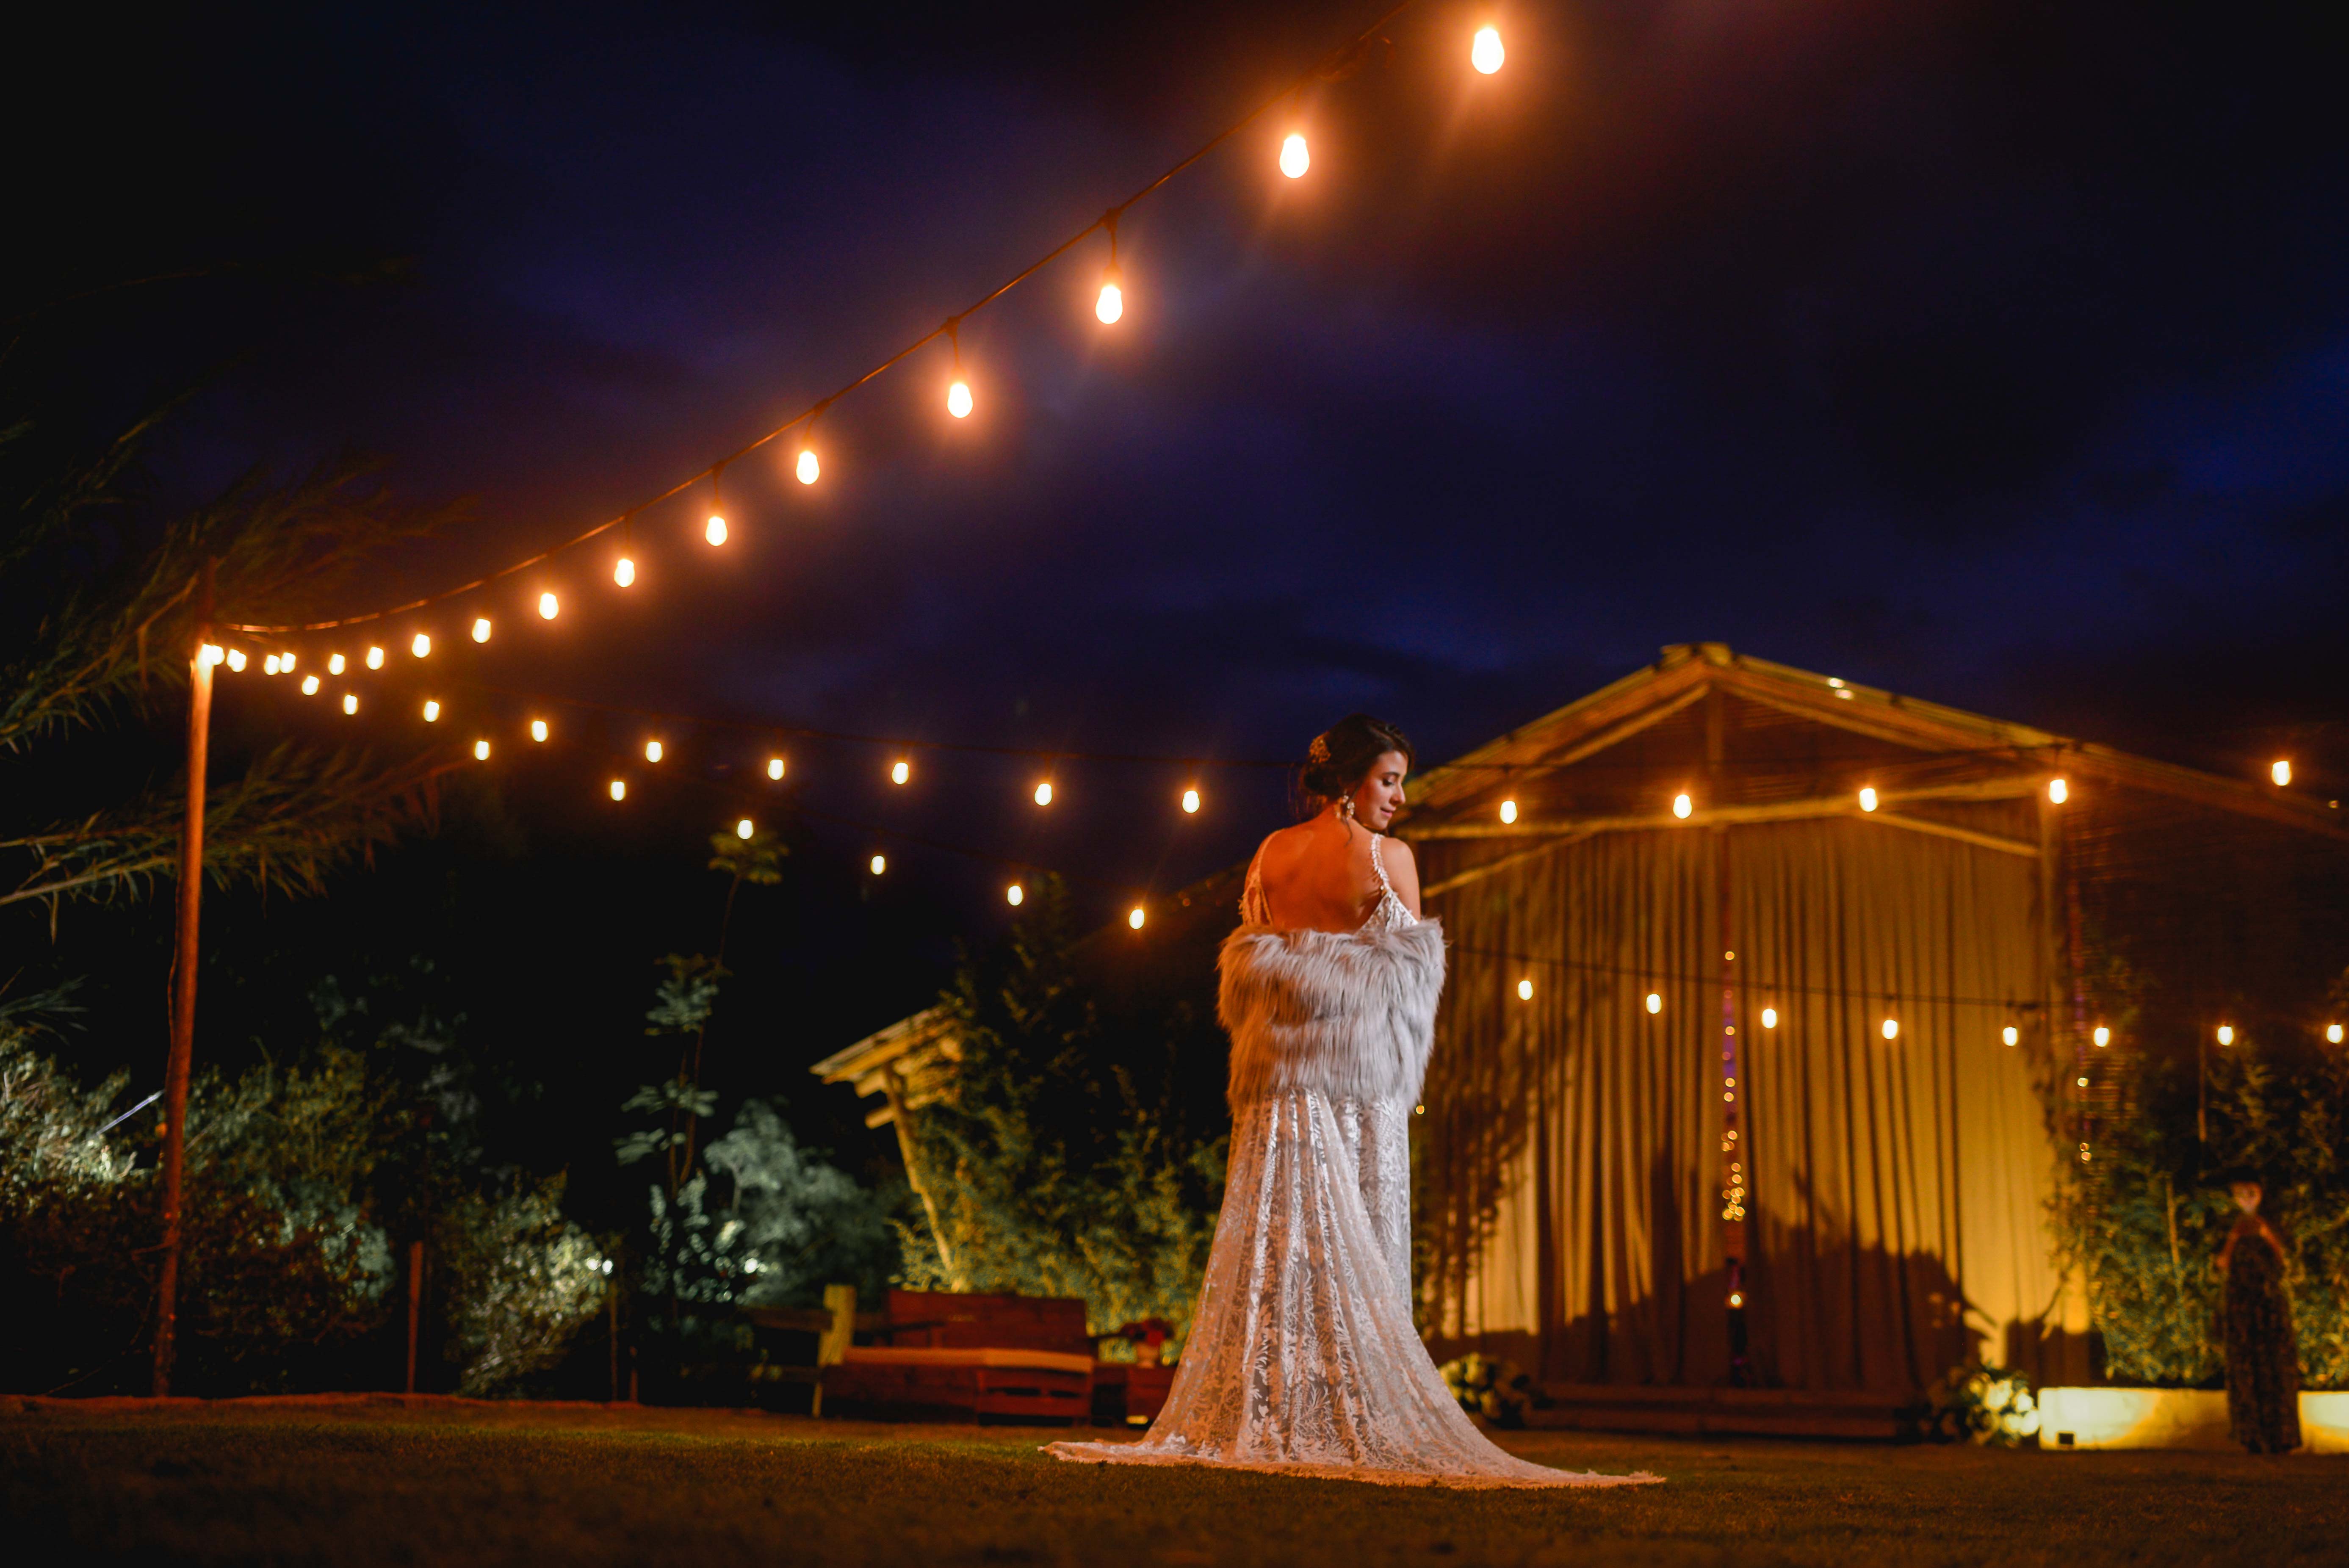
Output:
[{"xmin": 2216, "ymin": 1174, "xmax": 2300, "ymax": 1454}]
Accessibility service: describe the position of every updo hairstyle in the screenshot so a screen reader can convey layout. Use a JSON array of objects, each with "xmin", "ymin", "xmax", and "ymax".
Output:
[{"xmin": 1296, "ymin": 713, "xmax": 1416, "ymax": 819}]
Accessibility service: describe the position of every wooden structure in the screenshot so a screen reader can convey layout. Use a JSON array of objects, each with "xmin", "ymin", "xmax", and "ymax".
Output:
[{"xmin": 819, "ymin": 1289, "xmax": 1096, "ymax": 1423}]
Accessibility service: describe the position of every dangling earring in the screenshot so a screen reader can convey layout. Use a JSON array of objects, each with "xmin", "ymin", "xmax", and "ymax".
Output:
[{"xmin": 1339, "ymin": 794, "xmax": 1357, "ymax": 825}]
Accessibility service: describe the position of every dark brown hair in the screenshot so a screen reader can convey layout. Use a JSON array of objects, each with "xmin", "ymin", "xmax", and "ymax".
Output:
[{"xmin": 1296, "ymin": 713, "xmax": 1415, "ymax": 817}]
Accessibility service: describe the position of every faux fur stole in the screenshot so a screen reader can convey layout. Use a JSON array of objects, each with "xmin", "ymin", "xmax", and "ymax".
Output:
[{"xmin": 1218, "ymin": 918, "xmax": 1447, "ymax": 1108}]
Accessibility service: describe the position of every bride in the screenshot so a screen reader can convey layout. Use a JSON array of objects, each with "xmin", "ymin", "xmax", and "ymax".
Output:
[{"xmin": 1050, "ymin": 716, "xmax": 1659, "ymax": 1488}]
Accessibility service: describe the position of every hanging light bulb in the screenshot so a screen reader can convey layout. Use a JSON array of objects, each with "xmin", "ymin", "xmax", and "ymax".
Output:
[
  {"xmin": 1882, "ymin": 1018, "xmax": 1901, "ymax": 1041},
  {"xmin": 2003, "ymin": 1026, "xmax": 2020, "ymax": 1046},
  {"xmin": 2217, "ymin": 1024, "xmax": 2235, "ymax": 1045},
  {"xmin": 199, "ymin": 643, "xmax": 225, "ymax": 666},
  {"xmin": 1279, "ymin": 132, "xmax": 1310, "ymax": 179},
  {"xmin": 422, "ymin": 700, "xmax": 441, "ymax": 722},
  {"xmin": 411, "ymin": 633, "xmax": 431, "ymax": 659},
  {"xmin": 1673, "ymin": 792, "xmax": 1693, "ymax": 819},
  {"xmin": 1762, "ymin": 1007, "xmax": 1779, "ymax": 1029},
  {"xmin": 2093, "ymin": 1025, "xmax": 2111, "ymax": 1047},
  {"xmin": 1007, "ymin": 882, "xmax": 1024, "ymax": 907},
  {"xmin": 706, "ymin": 513, "xmax": 727, "ymax": 546},
  {"xmin": 472, "ymin": 617, "xmax": 492, "ymax": 642},
  {"xmin": 301, "ymin": 675, "xmax": 321, "ymax": 695},
  {"xmin": 2272, "ymin": 759, "xmax": 2292, "ymax": 786},
  {"xmin": 530, "ymin": 719, "xmax": 548, "ymax": 742},
  {"xmin": 343, "ymin": 694, "xmax": 360, "ymax": 715},
  {"xmin": 1471, "ymin": 25, "xmax": 1505, "ymax": 74},
  {"xmin": 1128, "ymin": 905, "xmax": 1146, "ymax": 930},
  {"xmin": 1645, "ymin": 993, "xmax": 1663, "ymax": 1015},
  {"xmin": 1095, "ymin": 265, "xmax": 1124, "ymax": 325},
  {"xmin": 1181, "ymin": 787, "xmax": 1201, "ymax": 814},
  {"xmin": 2048, "ymin": 777, "xmax": 2068, "ymax": 804},
  {"xmin": 891, "ymin": 759, "xmax": 911, "ymax": 785},
  {"xmin": 1517, "ymin": 979, "xmax": 1534, "ymax": 1001},
  {"xmin": 225, "ymin": 648, "xmax": 247, "ymax": 672},
  {"xmin": 367, "ymin": 646, "xmax": 385, "ymax": 669},
  {"xmin": 264, "ymin": 654, "xmax": 281, "ymax": 675},
  {"xmin": 329, "ymin": 653, "xmax": 346, "ymax": 675},
  {"xmin": 870, "ymin": 854, "xmax": 887, "ymax": 876},
  {"xmin": 736, "ymin": 818, "xmax": 755, "ymax": 840},
  {"xmin": 1858, "ymin": 787, "xmax": 1879, "ymax": 813},
  {"xmin": 767, "ymin": 757, "xmax": 786, "ymax": 780},
  {"xmin": 944, "ymin": 318, "xmax": 973, "ymax": 418},
  {"xmin": 473, "ymin": 739, "xmax": 491, "ymax": 761},
  {"xmin": 1500, "ymin": 799, "xmax": 1518, "ymax": 824},
  {"xmin": 1034, "ymin": 781, "xmax": 1054, "ymax": 807},
  {"xmin": 280, "ymin": 652, "xmax": 296, "ymax": 672},
  {"xmin": 645, "ymin": 740, "xmax": 664, "ymax": 763},
  {"xmin": 2328, "ymin": 1024, "xmax": 2344, "ymax": 1045},
  {"xmin": 796, "ymin": 444, "xmax": 819, "ymax": 485},
  {"xmin": 537, "ymin": 592, "xmax": 558, "ymax": 620},
  {"xmin": 609, "ymin": 779, "xmax": 627, "ymax": 802},
  {"xmin": 614, "ymin": 556, "xmax": 636, "ymax": 587}
]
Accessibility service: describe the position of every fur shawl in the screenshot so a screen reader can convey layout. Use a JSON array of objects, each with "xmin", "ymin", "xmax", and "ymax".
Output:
[{"xmin": 1219, "ymin": 918, "xmax": 1447, "ymax": 1108}]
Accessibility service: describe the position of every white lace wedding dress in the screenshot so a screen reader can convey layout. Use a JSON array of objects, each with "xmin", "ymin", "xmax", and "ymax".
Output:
[{"xmin": 1048, "ymin": 833, "xmax": 1659, "ymax": 1488}]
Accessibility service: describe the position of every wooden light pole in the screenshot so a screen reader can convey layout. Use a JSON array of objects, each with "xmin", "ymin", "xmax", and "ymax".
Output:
[{"xmin": 152, "ymin": 562, "xmax": 215, "ymax": 1397}]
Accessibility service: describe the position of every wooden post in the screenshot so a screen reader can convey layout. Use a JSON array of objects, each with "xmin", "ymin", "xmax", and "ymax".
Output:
[
  {"xmin": 608, "ymin": 1273, "xmax": 620, "ymax": 1403},
  {"xmin": 152, "ymin": 563, "xmax": 215, "ymax": 1398},
  {"xmin": 405, "ymin": 1240, "xmax": 425, "ymax": 1394}
]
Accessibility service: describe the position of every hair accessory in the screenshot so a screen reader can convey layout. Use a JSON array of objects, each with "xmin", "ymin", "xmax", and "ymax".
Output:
[{"xmin": 1308, "ymin": 734, "xmax": 1333, "ymax": 768}]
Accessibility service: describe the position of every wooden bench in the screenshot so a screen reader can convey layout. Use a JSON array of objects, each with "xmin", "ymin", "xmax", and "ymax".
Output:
[{"xmin": 820, "ymin": 1289, "xmax": 1096, "ymax": 1424}]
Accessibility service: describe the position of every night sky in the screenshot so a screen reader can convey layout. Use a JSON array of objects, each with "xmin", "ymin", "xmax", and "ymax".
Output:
[{"xmin": 10, "ymin": 2, "xmax": 2347, "ymax": 1198}]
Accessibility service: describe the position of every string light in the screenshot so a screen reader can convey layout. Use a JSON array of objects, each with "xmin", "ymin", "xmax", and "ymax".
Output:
[
  {"xmin": 411, "ymin": 634, "xmax": 431, "ymax": 659},
  {"xmin": 1672, "ymin": 792, "xmax": 1693, "ymax": 819},
  {"xmin": 1646, "ymin": 992, "xmax": 1663, "ymax": 1014},
  {"xmin": 610, "ymin": 779, "xmax": 627, "ymax": 802},
  {"xmin": 199, "ymin": 643, "xmax": 225, "ymax": 666},
  {"xmin": 1471, "ymin": 25, "xmax": 1504, "ymax": 74},
  {"xmin": 1727, "ymin": 1290, "xmax": 1746, "ymax": 1310},
  {"xmin": 1882, "ymin": 1018, "xmax": 1901, "ymax": 1041},
  {"xmin": 2049, "ymin": 777, "xmax": 2069, "ymax": 804},
  {"xmin": 423, "ymin": 700, "xmax": 441, "ymax": 723},
  {"xmin": 342, "ymin": 694, "xmax": 359, "ymax": 715},
  {"xmin": 1128, "ymin": 905, "xmax": 1146, "ymax": 930},
  {"xmin": 615, "ymin": 556, "xmax": 636, "ymax": 587},
  {"xmin": 226, "ymin": 648, "xmax": 247, "ymax": 672},
  {"xmin": 706, "ymin": 467, "xmax": 730, "ymax": 547},
  {"xmin": 1095, "ymin": 213, "xmax": 1125, "ymax": 325},
  {"xmin": 796, "ymin": 443, "xmax": 819, "ymax": 485},
  {"xmin": 870, "ymin": 854, "xmax": 887, "ymax": 876},
  {"xmin": 1499, "ymin": 799, "xmax": 1518, "ymax": 824},
  {"xmin": 1034, "ymin": 781, "xmax": 1054, "ymax": 807},
  {"xmin": 2217, "ymin": 1024, "xmax": 2235, "ymax": 1045},
  {"xmin": 538, "ymin": 593, "xmax": 559, "ymax": 620},
  {"xmin": 329, "ymin": 653, "xmax": 346, "ymax": 675},
  {"xmin": 736, "ymin": 818, "xmax": 754, "ymax": 840},
  {"xmin": 767, "ymin": 757, "xmax": 786, "ymax": 780},
  {"xmin": 1858, "ymin": 786, "xmax": 1879, "ymax": 812},
  {"xmin": 264, "ymin": 654, "xmax": 281, "ymax": 675},
  {"xmin": 1007, "ymin": 882, "xmax": 1024, "ymax": 907},
  {"xmin": 1279, "ymin": 131, "xmax": 1310, "ymax": 179},
  {"xmin": 1180, "ymin": 787, "xmax": 1201, "ymax": 814},
  {"xmin": 891, "ymin": 760, "xmax": 911, "ymax": 785},
  {"xmin": 474, "ymin": 739, "xmax": 491, "ymax": 761},
  {"xmin": 2272, "ymin": 759, "xmax": 2293, "ymax": 787},
  {"xmin": 645, "ymin": 740, "xmax": 664, "ymax": 763},
  {"xmin": 531, "ymin": 719, "xmax": 549, "ymax": 742},
  {"xmin": 1517, "ymin": 979, "xmax": 1533, "ymax": 1001},
  {"xmin": 472, "ymin": 617, "xmax": 492, "ymax": 642},
  {"xmin": 2004, "ymin": 1026, "xmax": 2020, "ymax": 1046},
  {"xmin": 301, "ymin": 675, "xmax": 321, "ymax": 695},
  {"xmin": 1761, "ymin": 1007, "xmax": 1778, "ymax": 1029},
  {"xmin": 2093, "ymin": 1025, "xmax": 2111, "ymax": 1047},
  {"xmin": 2329, "ymin": 1024, "xmax": 2344, "ymax": 1045},
  {"xmin": 280, "ymin": 652, "xmax": 296, "ymax": 672},
  {"xmin": 367, "ymin": 646, "xmax": 385, "ymax": 669}
]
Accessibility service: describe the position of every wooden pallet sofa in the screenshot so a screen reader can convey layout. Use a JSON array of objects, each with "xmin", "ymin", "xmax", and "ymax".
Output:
[{"xmin": 819, "ymin": 1289, "xmax": 1098, "ymax": 1424}]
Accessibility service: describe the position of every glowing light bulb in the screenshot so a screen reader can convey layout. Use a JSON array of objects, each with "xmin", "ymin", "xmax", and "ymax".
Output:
[
  {"xmin": 1034, "ymin": 781, "xmax": 1054, "ymax": 807},
  {"xmin": 2004, "ymin": 1026, "xmax": 2020, "ymax": 1046},
  {"xmin": 280, "ymin": 652, "xmax": 296, "ymax": 672},
  {"xmin": 796, "ymin": 446, "xmax": 819, "ymax": 485},
  {"xmin": 301, "ymin": 675, "xmax": 321, "ymax": 695},
  {"xmin": 2217, "ymin": 1024, "xmax": 2235, "ymax": 1045},
  {"xmin": 706, "ymin": 514, "xmax": 728, "ymax": 546},
  {"xmin": 2272, "ymin": 759, "xmax": 2292, "ymax": 786},
  {"xmin": 645, "ymin": 740, "xmax": 663, "ymax": 763},
  {"xmin": 1279, "ymin": 132, "xmax": 1309, "ymax": 179},
  {"xmin": 329, "ymin": 653, "xmax": 346, "ymax": 675},
  {"xmin": 1128, "ymin": 905, "xmax": 1146, "ymax": 930},
  {"xmin": 2329, "ymin": 1024, "xmax": 2344, "ymax": 1045},
  {"xmin": 1646, "ymin": 993, "xmax": 1663, "ymax": 1015},
  {"xmin": 1007, "ymin": 882, "xmax": 1024, "ymax": 907},
  {"xmin": 343, "ymin": 694, "xmax": 359, "ymax": 715},
  {"xmin": 947, "ymin": 379, "xmax": 973, "ymax": 419},
  {"xmin": 200, "ymin": 643, "xmax": 225, "ymax": 666},
  {"xmin": 2093, "ymin": 1025, "xmax": 2111, "ymax": 1047},
  {"xmin": 537, "ymin": 593, "xmax": 558, "ymax": 620},
  {"xmin": 531, "ymin": 719, "xmax": 548, "ymax": 743},
  {"xmin": 767, "ymin": 757, "xmax": 785, "ymax": 780},
  {"xmin": 225, "ymin": 648, "xmax": 247, "ymax": 672},
  {"xmin": 1181, "ymin": 788, "xmax": 1201, "ymax": 814},
  {"xmin": 473, "ymin": 617, "xmax": 492, "ymax": 642},
  {"xmin": 367, "ymin": 646, "xmax": 385, "ymax": 669},
  {"xmin": 1500, "ymin": 799, "xmax": 1518, "ymax": 824},
  {"xmin": 1672, "ymin": 792, "xmax": 1693, "ymax": 819},
  {"xmin": 1095, "ymin": 266, "xmax": 1124, "ymax": 325},
  {"xmin": 870, "ymin": 854, "xmax": 886, "ymax": 876},
  {"xmin": 1471, "ymin": 25, "xmax": 1505, "ymax": 74},
  {"xmin": 1728, "ymin": 1290, "xmax": 1746, "ymax": 1310},
  {"xmin": 2048, "ymin": 777, "xmax": 2068, "ymax": 804},
  {"xmin": 1858, "ymin": 787, "xmax": 1879, "ymax": 813},
  {"xmin": 610, "ymin": 779, "xmax": 627, "ymax": 802},
  {"xmin": 615, "ymin": 556, "xmax": 636, "ymax": 587},
  {"xmin": 736, "ymin": 818, "xmax": 754, "ymax": 840},
  {"xmin": 423, "ymin": 700, "xmax": 441, "ymax": 722},
  {"xmin": 473, "ymin": 740, "xmax": 491, "ymax": 761},
  {"xmin": 1517, "ymin": 979, "xmax": 1534, "ymax": 1001},
  {"xmin": 891, "ymin": 760, "xmax": 910, "ymax": 785},
  {"xmin": 411, "ymin": 633, "xmax": 430, "ymax": 659},
  {"xmin": 264, "ymin": 654, "xmax": 280, "ymax": 675},
  {"xmin": 1762, "ymin": 1007, "xmax": 1779, "ymax": 1029},
  {"xmin": 1882, "ymin": 1018, "xmax": 1901, "ymax": 1041}
]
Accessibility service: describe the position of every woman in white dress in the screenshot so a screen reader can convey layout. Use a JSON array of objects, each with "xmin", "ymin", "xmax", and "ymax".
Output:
[{"xmin": 1050, "ymin": 716, "xmax": 1659, "ymax": 1488}]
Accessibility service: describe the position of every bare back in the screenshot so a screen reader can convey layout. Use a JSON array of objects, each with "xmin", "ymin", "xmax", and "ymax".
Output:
[{"xmin": 1246, "ymin": 814, "xmax": 1422, "ymax": 933}]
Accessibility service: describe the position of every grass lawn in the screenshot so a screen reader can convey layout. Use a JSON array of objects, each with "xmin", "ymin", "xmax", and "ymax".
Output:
[{"xmin": 5, "ymin": 1398, "xmax": 2342, "ymax": 1567}]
